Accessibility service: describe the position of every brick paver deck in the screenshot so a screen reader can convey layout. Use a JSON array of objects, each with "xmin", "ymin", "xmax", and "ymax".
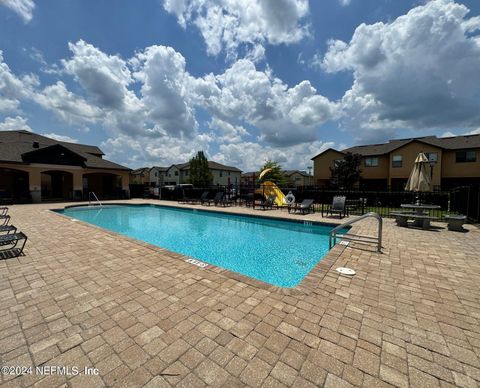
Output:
[{"xmin": 1, "ymin": 200, "xmax": 479, "ymax": 387}]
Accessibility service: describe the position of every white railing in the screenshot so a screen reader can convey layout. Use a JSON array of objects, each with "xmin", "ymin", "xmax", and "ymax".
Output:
[
  {"xmin": 329, "ymin": 212, "xmax": 382, "ymax": 253},
  {"xmin": 88, "ymin": 192, "xmax": 103, "ymax": 207}
]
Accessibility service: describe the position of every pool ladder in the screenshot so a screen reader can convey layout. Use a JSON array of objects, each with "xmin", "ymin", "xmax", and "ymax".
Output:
[
  {"xmin": 329, "ymin": 212, "xmax": 382, "ymax": 253},
  {"xmin": 88, "ymin": 192, "xmax": 103, "ymax": 207}
]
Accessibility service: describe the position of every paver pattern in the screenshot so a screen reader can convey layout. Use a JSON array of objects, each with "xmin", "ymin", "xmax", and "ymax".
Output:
[{"xmin": 1, "ymin": 199, "xmax": 479, "ymax": 387}]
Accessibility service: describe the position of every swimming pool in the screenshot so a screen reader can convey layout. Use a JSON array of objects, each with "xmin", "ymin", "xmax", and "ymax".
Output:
[{"xmin": 59, "ymin": 204, "xmax": 343, "ymax": 288}]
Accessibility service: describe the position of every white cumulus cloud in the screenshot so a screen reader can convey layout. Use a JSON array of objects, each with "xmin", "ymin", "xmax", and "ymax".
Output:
[
  {"xmin": 0, "ymin": 40, "xmax": 337, "ymax": 169},
  {"xmin": 193, "ymin": 59, "xmax": 338, "ymax": 146},
  {"xmin": 323, "ymin": 0, "xmax": 480, "ymax": 134},
  {"xmin": 34, "ymin": 81, "xmax": 103, "ymax": 125},
  {"xmin": 41, "ymin": 132, "xmax": 78, "ymax": 143},
  {"xmin": 62, "ymin": 40, "xmax": 136, "ymax": 111},
  {"xmin": 0, "ymin": 0, "xmax": 35, "ymax": 22},
  {"xmin": 132, "ymin": 45, "xmax": 198, "ymax": 137},
  {"xmin": 163, "ymin": 0, "xmax": 310, "ymax": 58},
  {"xmin": 0, "ymin": 115, "xmax": 32, "ymax": 131},
  {"xmin": 211, "ymin": 140, "xmax": 335, "ymax": 172}
]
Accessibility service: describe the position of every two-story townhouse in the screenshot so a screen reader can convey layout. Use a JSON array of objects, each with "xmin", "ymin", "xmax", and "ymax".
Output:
[
  {"xmin": 241, "ymin": 172, "xmax": 257, "ymax": 186},
  {"xmin": 165, "ymin": 161, "xmax": 241, "ymax": 186},
  {"xmin": 241, "ymin": 170, "xmax": 313, "ymax": 187},
  {"xmin": 312, "ymin": 134, "xmax": 480, "ymax": 190},
  {"xmin": 165, "ymin": 164, "xmax": 183, "ymax": 185},
  {"xmin": 149, "ymin": 166, "xmax": 168, "ymax": 187},
  {"xmin": 130, "ymin": 168, "xmax": 150, "ymax": 185},
  {"xmin": 284, "ymin": 170, "xmax": 313, "ymax": 187}
]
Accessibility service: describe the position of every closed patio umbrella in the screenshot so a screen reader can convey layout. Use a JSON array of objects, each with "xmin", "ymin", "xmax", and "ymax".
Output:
[{"xmin": 405, "ymin": 153, "xmax": 432, "ymax": 192}]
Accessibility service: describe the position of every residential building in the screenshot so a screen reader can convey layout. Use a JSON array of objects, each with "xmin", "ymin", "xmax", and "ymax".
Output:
[
  {"xmin": 241, "ymin": 172, "xmax": 257, "ymax": 186},
  {"xmin": 130, "ymin": 168, "xmax": 150, "ymax": 185},
  {"xmin": 164, "ymin": 161, "xmax": 241, "ymax": 186},
  {"xmin": 312, "ymin": 134, "xmax": 480, "ymax": 190},
  {"xmin": 149, "ymin": 166, "xmax": 168, "ymax": 187},
  {"xmin": 0, "ymin": 130, "xmax": 131, "ymax": 203},
  {"xmin": 241, "ymin": 170, "xmax": 313, "ymax": 187},
  {"xmin": 284, "ymin": 170, "xmax": 313, "ymax": 187}
]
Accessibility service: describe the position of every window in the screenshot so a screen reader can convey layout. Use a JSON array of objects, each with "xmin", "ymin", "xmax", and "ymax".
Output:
[
  {"xmin": 154, "ymin": 172, "xmax": 158, "ymax": 177},
  {"xmin": 364, "ymin": 157, "xmax": 379, "ymax": 167},
  {"xmin": 334, "ymin": 159, "xmax": 343, "ymax": 167},
  {"xmin": 456, "ymin": 150, "xmax": 476, "ymax": 163},
  {"xmin": 392, "ymin": 155, "xmax": 402, "ymax": 168},
  {"xmin": 175, "ymin": 171, "xmax": 179, "ymax": 176},
  {"xmin": 219, "ymin": 171, "xmax": 223, "ymax": 177},
  {"xmin": 425, "ymin": 152, "xmax": 438, "ymax": 163}
]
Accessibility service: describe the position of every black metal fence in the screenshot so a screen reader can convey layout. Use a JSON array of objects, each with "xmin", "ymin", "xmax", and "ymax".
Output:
[
  {"xmin": 450, "ymin": 185, "xmax": 480, "ymax": 223},
  {"xmin": 134, "ymin": 184, "xmax": 455, "ymax": 219}
]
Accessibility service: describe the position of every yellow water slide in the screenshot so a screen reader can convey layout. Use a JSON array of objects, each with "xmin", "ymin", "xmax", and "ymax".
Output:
[
  {"xmin": 254, "ymin": 168, "xmax": 287, "ymax": 207},
  {"xmin": 256, "ymin": 181, "xmax": 287, "ymax": 207}
]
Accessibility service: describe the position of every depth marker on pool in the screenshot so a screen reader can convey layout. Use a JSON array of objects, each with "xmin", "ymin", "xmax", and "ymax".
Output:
[{"xmin": 185, "ymin": 258, "xmax": 208, "ymax": 268}]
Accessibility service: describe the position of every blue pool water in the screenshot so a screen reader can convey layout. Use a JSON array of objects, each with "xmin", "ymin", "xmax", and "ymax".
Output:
[{"xmin": 59, "ymin": 205, "xmax": 341, "ymax": 288}]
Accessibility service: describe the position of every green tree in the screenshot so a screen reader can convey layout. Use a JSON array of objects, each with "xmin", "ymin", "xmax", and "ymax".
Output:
[
  {"xmin": 259, "ymin": 160, "xmax": 287, "ymax": 186},
  {"xmin": 330, "ymin": 152, "xmax": 362, "ymax": 189},
  {"xmin": 189, "ymin": 151, "xmax": 213, "ymax": 187}
]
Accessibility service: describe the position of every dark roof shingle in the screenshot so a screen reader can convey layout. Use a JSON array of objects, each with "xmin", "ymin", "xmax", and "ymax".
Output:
[
  {"xmin": 341, "ymin": 134, "xmax": 480, "ymax": 156},
  {"xmin": 0, "ymin": 130, "xmax": 130, "ymax": 171}
]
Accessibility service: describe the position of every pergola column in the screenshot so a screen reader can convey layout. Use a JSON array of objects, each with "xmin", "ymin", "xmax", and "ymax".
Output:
[
  {"xmin": 29, "ymin": 169, "xmax": 42, "ymax": 203},
  {"xmin": 72, "ymin": 171, "xmax": 84, "ymax": 199},
  {"xmin": 120, "ymin": 172, "xmax": 130, "ymax": 198}
]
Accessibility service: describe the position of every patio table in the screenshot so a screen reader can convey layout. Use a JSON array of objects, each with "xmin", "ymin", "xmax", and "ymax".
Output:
[{"xmin": 400, "ymin": 204, "xmax": 441, "ymax": 228}]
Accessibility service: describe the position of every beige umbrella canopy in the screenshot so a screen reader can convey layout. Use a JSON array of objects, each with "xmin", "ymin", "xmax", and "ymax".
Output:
[{"xmin": 405, "ymin": 153, "xmax": 432, "ymax": 192}]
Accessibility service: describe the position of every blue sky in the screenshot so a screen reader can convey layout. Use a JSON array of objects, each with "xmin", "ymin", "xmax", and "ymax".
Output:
[{"xmin": 1, "ymin": 0, "xmax": 480, "ymax": 171}]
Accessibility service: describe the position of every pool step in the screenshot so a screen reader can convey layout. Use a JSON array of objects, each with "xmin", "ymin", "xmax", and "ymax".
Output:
[{"xmin": 335, "ymin": 233, "xmax": 379, "ymax": 246}]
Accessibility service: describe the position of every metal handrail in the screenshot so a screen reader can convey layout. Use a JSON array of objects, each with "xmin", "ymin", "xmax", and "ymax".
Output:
[
  {"xmin": 88, "ymin": 192, "xmax": 103, "ymax": 207},
  {"xmin": 329, "ymin": 212, "xmax": 382, "ymax": 252}
]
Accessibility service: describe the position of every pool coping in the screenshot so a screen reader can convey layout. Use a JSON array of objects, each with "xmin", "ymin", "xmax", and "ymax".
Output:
[{"xmin": 50, "ymin": 201, "xmax": 355, "ymax": 296}]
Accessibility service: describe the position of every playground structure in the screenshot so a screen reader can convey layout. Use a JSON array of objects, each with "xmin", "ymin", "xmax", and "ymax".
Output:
[{"xmin": 255, "ymin": 168, "xmax": 287, "ymax": 207}]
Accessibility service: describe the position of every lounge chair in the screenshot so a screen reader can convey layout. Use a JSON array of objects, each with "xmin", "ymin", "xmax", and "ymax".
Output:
[
  {"xmin": 0, "ymin": 224, "xmax": 17, "ymax": 235},
  {"xmin": 203, "ymin": 192, "xmax": 224, "ymax": 206},
  {"xmin": 259, "ymin": 195, "xmax": 276, "ymax": 210},
  {"xmin": 288, "ymin": 199, "xmax": 314, "ymax": 215},
  {"xmin": 243, "ymin": 193, "xmax": 255, "ymax": 207},
  {"xmin": 0, "ymin": 214, "xmax": 10, "ymax": 226},
  {"xmin": 0, "ymin": 232, "xmax": 27, "ymax": 258},
  {"xmin": 0, "ymin": 207, "xmax": 7, "ymax": 216},
  {"xmin": 323, "ymin": 196, "xmax": 347, "ymax": 218},
  {"xmin": 216, "ymin": 194, "xmax": 234, "ymax": 207},
  {"xmin": 181, "ymin": 191, "xmax": 208, "ymax": 204}
]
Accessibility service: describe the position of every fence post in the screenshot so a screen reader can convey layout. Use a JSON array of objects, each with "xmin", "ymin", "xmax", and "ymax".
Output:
[
  {"xmin": 466, "ymin": 186, "xmax": 471, "ymax": 219},
  {"xmin": 361, "ymin": 190, "xmax": 365, "ymax": 215}
]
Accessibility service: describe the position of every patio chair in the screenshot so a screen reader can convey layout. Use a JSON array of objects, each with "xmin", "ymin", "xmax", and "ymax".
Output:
[
  {"xmin": 0, "ymin": 224, "xmax": 17, "ymax": 235},
  {"xmin": 216, "ymin": 193, "xmax": 234, "ymax": 207},
  {"xmin": 0, "ymin": 232, "xmax": 27, "ymax": 258},
  {"xmin": 259, "ymin": 195, "xmax": 277, "ymax": 210},
  {"xmin": 199, "ymin": 191, "xmax": 212, "ymax": 205},
  {"xmin": 203, "ymin": 192, "xmax": 224, "ymax": 206},
  {"xmin": 0, "ymin": 215, "xmax": 10, "ymax": 226},
  {"xmin": 243, "ymin": 193, "xmax": 255, "ymax": 207},
  {"xmin": 323, "ymin": 196, "xmax": 347, "ymax": 218},
  {"xmin": 181, "ymin": 191, "xmax": 208, "ymax": 204},
  {"xmin": 288, "ymin": 199, "xmax": 314, "ymax": 215},
  {"xmin": 0, "ymin": 207, "xmax": 8, "ymax": 216}
]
